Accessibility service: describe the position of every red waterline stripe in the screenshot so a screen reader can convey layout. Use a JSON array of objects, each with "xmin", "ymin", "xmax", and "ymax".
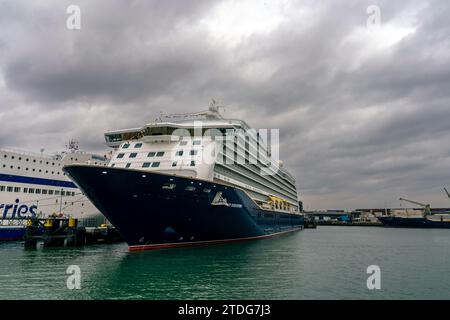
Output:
[{"xmin": 129, "ymin": 227, "xmax": 303, "ymax": 251}]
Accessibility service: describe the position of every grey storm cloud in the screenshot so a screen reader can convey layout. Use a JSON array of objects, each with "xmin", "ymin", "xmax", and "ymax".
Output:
[{"xmin": 0, "ymin": 0, "xmax": 449, "ymax": 209}]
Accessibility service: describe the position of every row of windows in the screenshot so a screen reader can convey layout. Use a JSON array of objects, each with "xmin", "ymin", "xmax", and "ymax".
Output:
[
  {"xmin": 111, "ymin": 160, "xmax": 196, "ymax": 169},
  {"xmin": 116, "ymin": 149, "xmax": 200, "ymax": 160},
  {"xmin": 121, "ymin": 140, "xmax": 201, "ymax": 150},
  {"xmin": 142, "ymin": 162, "xmax": 160, "ymax": 168},
  {"xmin": 177, "ymin": 150, "xmax": 198, "ymax": 156},
  {"xmin": 215, "ymin": 165, "xmax": 297, "ymax": 204},
  {"xmin": 1, "ymin": 164, "xmax": 65, "ymax": 175},
  {"xmin": 0, "ymin": 185, "xmax": 75, "ymax": 196},
  {"xmin": 2, "ymin": 154, "xmax": 105, "ymax": 168},
  {"xmin": 116, "ymin": 151, "xmax": 165, "ymax": 159},
  {"xmin": 2, "ymin": 154, "xmax": 61, "ymax": 166}
]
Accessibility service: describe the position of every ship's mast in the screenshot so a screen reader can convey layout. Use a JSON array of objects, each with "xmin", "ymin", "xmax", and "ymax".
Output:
[
  {"xmin": 159, "ymin": 99, "xmax": 225, "ymax": 122},
  {"xmin": 66, "ymin": 139, "xmax": 79, "ymax": 152}
]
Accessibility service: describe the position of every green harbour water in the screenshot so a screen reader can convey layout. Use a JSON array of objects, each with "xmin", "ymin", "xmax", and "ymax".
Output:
[{"xmin": 1, "ymin": 226, "xmax": 449, "ymax": 300}]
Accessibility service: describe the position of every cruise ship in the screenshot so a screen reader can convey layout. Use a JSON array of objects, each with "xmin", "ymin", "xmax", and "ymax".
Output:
[
  {"xmin": 64, "ymin": 105, "xmax": 304, "ymax": 250},
  {"xmin": 0, "ymin": 141, "xmax": 109, "ymax": 240}
]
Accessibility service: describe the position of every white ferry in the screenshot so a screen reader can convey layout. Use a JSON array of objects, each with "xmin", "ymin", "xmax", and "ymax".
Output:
[{"xmin": 0, "ymin": 141, "xmax": 109, "ymax": 240}]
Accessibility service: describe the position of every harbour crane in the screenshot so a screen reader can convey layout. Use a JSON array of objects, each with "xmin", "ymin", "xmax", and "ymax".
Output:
[
  {"xmin": 443, "ymin": 187, "xmax": 450, "ymax": 200},
  {"xmin": 399, "ymin": 198, "xmax": 431, "ymax": 217}
]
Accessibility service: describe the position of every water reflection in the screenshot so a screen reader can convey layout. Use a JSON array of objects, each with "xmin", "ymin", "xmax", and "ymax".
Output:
[
  {"xmin": 87, "ymin": 235, "xmax": 301, "ymax": 299},
  {"xmin": 2, "ymin": 228, "xmax": 450, "ymax": 300}
]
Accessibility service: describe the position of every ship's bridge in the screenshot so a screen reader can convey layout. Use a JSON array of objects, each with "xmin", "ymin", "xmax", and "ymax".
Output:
[
  {"xmin": 104, "ymin": 105, "xmax": 255, "ymax": 149},
  {"xmin": 105, "ymin": 120, "xmax": 248, "ymax": 149}
]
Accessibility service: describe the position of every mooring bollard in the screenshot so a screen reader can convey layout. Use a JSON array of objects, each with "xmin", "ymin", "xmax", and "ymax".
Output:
[
  {"xmin": 66, "ymin": 218, "xmax": 80, "ymax": 247},
  {"xmin": 24, "ymin": 218, "xmax": 38, "ymax": 248},
  {"xmin": 43, "ymin": 218, "xmax": 64, "ymax": 247},
  {"xmin": 75, "ymin": 227, "xmax": 86, "ymax": 246}
]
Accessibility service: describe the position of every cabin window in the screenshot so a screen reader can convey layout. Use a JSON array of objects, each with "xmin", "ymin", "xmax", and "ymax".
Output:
[
  {"xmin": 144, "ymin": 126, "xmax": 178, "ymax": 136},
  {"xmin": 142, "ymin": 162, "xmax": 151, "ymax": 168},
  {"xmin": 42, "ymin": 190, "xmax": 48, "ymax": 195},
  {"xmin": 23, "ymin": 187, "xmax": 28, "ymax": 193},
  {"xmin": 106, "ymin": 133, "xmax": 123, "ymax": 143},
  {"xmin": 193, "ymin": 140, "xmax": 201, "ymax": 145},
  {"xmin": 49, "ymin": 190, "xmax": 54, "ymax": 195},
  {"xmin": 7, "ymin": 186, "xmax": 13, "ymax": 192},
  {"xmin": 176, "ymin": 150, "xmax": 183, "ymax": 156},
  {"xmin": 29, "ymin": 188, "xmax": 35, "ymax": 194},
  {"xmin": 180, "ymin": 141, "xmax": 188, "ymax": 146},
  {"xmin": 185, "ymin": 186, "xmax": 196, "ymax": 191},
  {"xmin": 172, "ymin": 161, "xmax": 177, "ymax": 167},
  {"xmin": 190, "ymin": 150, "xmax": 198, "ymax": 156},
  {"xmin": 14, "ymin": 187, "xmax": 20, "ymax": 193},
  {"xmin": 156, "ymin": 152, "xmax": 164, "ymax": 157},
  {"xmin": 190, "ymin": 161, "xmax": 195, "ymax": 167},
  {"xmin": 125, "ymin": 163, "xmax": 131, "ymax": 168},
  {"xmin": 135, "ymin": 143, "xmax": 143, "ymax": 148},
  {"xmin": 117, "ymin": 153, "xmax": 125, "ymax": 159},
  {"xmin": 148, "ymin": 152, "xmax": 156, "ymax": 157},
  {"xmin": 129, "ymin": 153, "xmax": 138, "ymax": 158},
  {"xmin": 122, "ymin": 143, "xmax": 130, "ymax": 149},
  {"xmin": 151, "ymin": 162, "xmax": 160, "ymax": 168}
]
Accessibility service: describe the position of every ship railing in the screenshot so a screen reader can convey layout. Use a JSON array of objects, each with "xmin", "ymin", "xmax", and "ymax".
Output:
[{"xmin": 0, "ymin": 218, "xmax": 30, "ymax": 227}]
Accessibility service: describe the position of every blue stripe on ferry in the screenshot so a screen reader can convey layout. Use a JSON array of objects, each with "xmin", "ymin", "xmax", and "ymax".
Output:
[{"xmin": 0, "ymin": 173, "xmax": 77, "ymax": 189}]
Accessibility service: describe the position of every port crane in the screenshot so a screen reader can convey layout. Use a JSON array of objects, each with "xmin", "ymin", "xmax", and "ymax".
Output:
[
  {"xmin": 399, "ymin": 198, "xmax": 431, "ymax": 217},
  {"xmin": 443, "ymin": 187, "xmax": 450, "ymax": 200}
]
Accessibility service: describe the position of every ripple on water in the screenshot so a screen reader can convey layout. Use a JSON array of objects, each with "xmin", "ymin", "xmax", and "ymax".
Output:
[{"xmin": 1, "ymin": 227, "xmax": 450, "ymax": 299}]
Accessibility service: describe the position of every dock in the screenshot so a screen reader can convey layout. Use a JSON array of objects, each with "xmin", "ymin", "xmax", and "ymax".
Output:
[
  {"xmin": 317, "ymin": 221, "xmax": 383, "ymax": 227},
  {"xmin": 21, "ymin": 217, "xmax": 122, "ymax": 248},
  {"xmin": 303, "ymin": 215, "xmax": 318, "ymax": 229}
]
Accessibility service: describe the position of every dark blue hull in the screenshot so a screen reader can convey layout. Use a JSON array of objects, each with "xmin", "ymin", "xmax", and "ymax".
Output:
[
  {"xmin": 0, "ymin": 227, "xmax": 25, "ymax": 241},
  {"xmin": 64, "ymin": 165, "xmax": 304, "ymax": 250},
  {"xmin": 378, "ymin": 216, "xmax": 450, "ymax": 229}
]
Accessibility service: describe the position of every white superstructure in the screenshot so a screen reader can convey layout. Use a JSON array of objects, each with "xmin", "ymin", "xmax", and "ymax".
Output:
[
  {"xmin": 0, "ymin": 142, "xmax": 109, "ymax": 226},
  {"xmin": 104, "ymin": 105, "xmax": 300, "ymax": 214}
]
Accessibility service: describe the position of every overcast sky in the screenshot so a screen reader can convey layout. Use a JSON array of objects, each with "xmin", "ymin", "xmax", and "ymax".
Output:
[{"xmin": 1, "ymin": 0, "xmax": 449, "ymax": 209}]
